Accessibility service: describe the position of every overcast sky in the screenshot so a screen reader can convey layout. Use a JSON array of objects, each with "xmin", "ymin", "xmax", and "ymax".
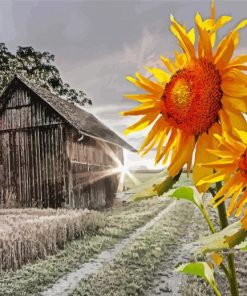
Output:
[{"xmin": 1, "ymin": 0, "xmax": 247, "ymax": 168}]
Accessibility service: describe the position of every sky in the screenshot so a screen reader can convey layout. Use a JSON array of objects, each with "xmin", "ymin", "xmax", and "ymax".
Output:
[{"xmin": 1, "ymin": 0, "xmax": 247, "ymax": 169}]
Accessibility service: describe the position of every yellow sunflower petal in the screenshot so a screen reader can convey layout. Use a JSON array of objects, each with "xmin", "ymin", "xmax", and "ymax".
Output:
[
  {"xmin": 229, "ymin": 55, "xmax": 247, "ymax": 66},
  {"xmin": 208, "ymin": 15, "xmax": 232, "ymax": 47},
  {"xmin": 218, "ymin": 109, "xmax": 231, "ymax": 134},
  {"xmin": 155, "ymin": 129, "xmax": 170, "ymax": 164},
  {"xmin": 126, "ymin": 75, "xmax": 162, "ymax": 95},
  {"xmin": 211, "ymin": 16, "xmax": 232, "ymax": 33},
  {"xmin": 211, "ymin": 0, "xmax": 215, "ymax": 20},
  {"xmin": 222, "ymin": 82, "xmax": 247, "ymax": 98},
  {"xmin": 170, "ymin": 15, "xmax": 196, "ymax": 60},
  {"xmin": 197, "ymin": 169, "xmax": 228, "ymax": 186},
  {"xmin": 214, "ymin": 19, "xmax": 247, "ymax": 61},
  {"xmin": 160, "ymin": 56, "xmax": 176, "ymax": 73},
  {"xmin": 168, "ymin": 133, "xmax": 195, "ymax": 177},
  {"xmin": 211, "ymin": 173, "xmax": 242, "ymax": 205},
  {"xmin": 196, "ymin": 12, "xmax": 213, "ymax": 61},
  {"xmin": 223, "ymin": 69, "xmax": 247, "ymax": 86},
  {"xmin": 145, "ymin": 67, "xmax": 170, "ymax": 83},
  {"xmin": 225, "ymin": 108, "xmax": 247, "ymax": 132},
  {"xmin": 135, "ymin": 72, "xmax": 164, "ymax": 93},
  {"xmin": 227, "ymin": 185, "xmax": 244, "ymax": 216},
  {"xmin": 215, "ymin": 38, "xmax": 235, "ymax": 69},
  {"xmin": 234, "ymin": 19, "xmax": 247, "ymax": 31},
  {"xmin": 156, "ymin": 128, "xmax": 178, "ymax": 164},
  {"xmin": 200, "ymin": 159, "xmax": 236, "ymax": 169},
  {"xmin": 139, "ymin": 116, "xmax": 167, "ymax": 154},
  {"xmin": 226, "ymin": 64, "xmax": 247, "ymax": 71},
  {"xmin": 235, "ymin": 191, "xmax": 247, "ymax": 217},
  {"xmin": 233, "ymin": 128, "xmax": 247, "ymax": 145},
  {"xmin": 122, "ymin": 101, "xmax": 162, "ymax": 116},
  {"xmin": 124, "ymin": 93, "xmax": 159, "ymax": 102},
  {"xmin": 211, "ymin": 252, "xmax": 223, "ymax": 267},
  {"xmin": 141, "ymin": 134, "xmax": 161, "ymax": 156},
  {"xmin": 187, "ymin": 28, "xmax": 195, "ymax": 44},
  {"xmin": 205, "ymin": 149, "xmax": 235, "ymax": 159},
  {"xmin": 222, "ymin": 95, "xmax": 247, "ymax": 113},
  {"xmin": 174, "ymin": 50, "xmax": 186, "ymax": 67},
  {"xmin": 213, "ymin": 190, "xmax": 234, "ymax": 208},
  {"xmin": 223, "ymin": 132, "xmax": 246, "ymax": 154},
  {"xmin": 193, "ymin": 123, "xmax": 221, "ymax": 192},
  {"xmin": 124, "ymin": 113, "xmax": 160, "ymax": 135},
  {"xmin": 241, "ymin": 212, "xmax": 247, "ymax": 230}
]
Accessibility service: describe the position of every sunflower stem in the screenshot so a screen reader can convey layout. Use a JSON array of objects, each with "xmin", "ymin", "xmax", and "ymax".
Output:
[
  {"xmin": 212, "ymin": 285, "xmax": 222, "ymax": 296},
  {"xmin": 215, "ymin": 182, "xmax": 239, "ymax": 296},
  {"xmin": 200, "ymin": 206, "xmax": 216, "ymax": 233},
  {"xmin": 200, "ymin": 192, "xmax": 230, "ymax": 282}
]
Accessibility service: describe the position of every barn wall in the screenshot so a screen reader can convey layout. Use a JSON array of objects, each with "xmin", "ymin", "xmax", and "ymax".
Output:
[
  {"xmin": 0, "ymin": 81, "xmax": 125, "ymax": 209},
  {"xmin": 0, "ymin": 85, "xmax": 69, "ymax": 207},
  {"xmin": 66, "ymin": 128, "xmax": 123, "ymax": 209}
]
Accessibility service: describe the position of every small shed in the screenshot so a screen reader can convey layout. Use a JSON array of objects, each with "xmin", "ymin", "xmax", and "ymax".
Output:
[{"xmin": 0, "ymin": 75, "xmax": 135, "ymax": 209}]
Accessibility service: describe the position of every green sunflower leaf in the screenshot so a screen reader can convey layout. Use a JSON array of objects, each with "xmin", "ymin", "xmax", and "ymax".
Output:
[
  {"xmin": 176, "ymin": 262, "xmax": 221, "ymax": 296},
  {"xmin": 191, "ymin": 220, "xmax": 247, "ymax": 254},
  {"xmin": 234, "ymin": 240, "xmax": 247, "ymax": 251},
  {"xmin": 169, "ymin": 186, "xmax": 203, "ymax": 209}
]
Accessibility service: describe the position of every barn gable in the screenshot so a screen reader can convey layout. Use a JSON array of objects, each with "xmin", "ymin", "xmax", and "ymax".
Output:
[{"xmin": 0, "ymin": 81, "xmax": 64, "ymax": 131}]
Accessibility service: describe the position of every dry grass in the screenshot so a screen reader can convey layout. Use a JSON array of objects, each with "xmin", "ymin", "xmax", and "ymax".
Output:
[{"xmin": 0, "ymin": 208, "xmax": 105, "ymax": 271}]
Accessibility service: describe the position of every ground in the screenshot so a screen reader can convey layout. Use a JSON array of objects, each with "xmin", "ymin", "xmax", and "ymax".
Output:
[{"xmin": 0, "ymin": 171, "xmax": 246, "ymax": 296}]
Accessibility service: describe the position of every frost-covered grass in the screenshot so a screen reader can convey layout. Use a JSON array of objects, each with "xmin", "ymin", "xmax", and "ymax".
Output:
[
  {"xmin": 0, "ymin": 199, "xmax": 170, "ymax": 296},
  {"xmin": 0, "ymin": 208, "xmax": 105, "ymax": 271},
  {"xmin": 72, "ymin": 201, "xmax": 212, "ymax": 296}
]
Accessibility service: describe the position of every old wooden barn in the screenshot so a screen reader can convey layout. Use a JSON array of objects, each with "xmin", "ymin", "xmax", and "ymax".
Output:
[{"xmin": 0, "ymin": 75, "xmax": 135, "ymax": 209}]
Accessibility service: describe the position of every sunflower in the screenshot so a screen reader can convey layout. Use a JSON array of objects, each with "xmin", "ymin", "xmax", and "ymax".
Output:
[
  {"xmin": 122, "ymin": 0, "xmax": 247, "ymax": 192},
  {"xmin": 196, "ymin": 130, "xmax": 247, "ymax": 228}
]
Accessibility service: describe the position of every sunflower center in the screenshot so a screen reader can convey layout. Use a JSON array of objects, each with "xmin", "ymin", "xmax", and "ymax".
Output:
[
  {"xmin": 162, "ymin": 58, "xmax": 223, "ymax": 135},
  {"xmin": 239, "ymin": 149, "xmax": 247, "ymax": 179}
]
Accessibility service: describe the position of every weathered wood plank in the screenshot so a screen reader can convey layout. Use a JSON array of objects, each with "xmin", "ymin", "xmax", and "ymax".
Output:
[{"xmin": 0, "ymin": 84, "xmax": 122, "ymax": 209}]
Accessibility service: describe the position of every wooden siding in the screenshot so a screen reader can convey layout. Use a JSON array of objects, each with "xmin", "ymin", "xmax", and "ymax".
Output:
[
  {"xmin": 0, "ymin": 83, "xmax": 124, "ymax": 209},
  {"xmin": 0, "ymin": 86, "xmax": 69, "ymax": 207},
  {"xmin": 67, "ymin": 129, "xmax": 123, "ymax": 209}
]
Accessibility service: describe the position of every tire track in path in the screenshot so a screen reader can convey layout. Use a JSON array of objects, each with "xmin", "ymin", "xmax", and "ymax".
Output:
[{"xmin": 40, "ymin": 201, "xmax": 176, "ymax": 296}]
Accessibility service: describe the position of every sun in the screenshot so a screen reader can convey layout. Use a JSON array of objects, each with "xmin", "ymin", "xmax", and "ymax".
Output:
[
  {"xmin": 122, "ymin": 0, "xmax": 247, "ymax": 192},
  {"xmin": 118, "ymin": 164, "xmax": 129, "ymax": 175}
]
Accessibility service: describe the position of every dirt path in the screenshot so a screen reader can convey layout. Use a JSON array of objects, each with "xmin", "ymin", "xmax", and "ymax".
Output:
[
  {"xmin": 146, "ymin": 202, "xmax": 210, "ymax": 296},
  {"xmin": 40, "ymin": 201, "xmax": 177, "ymax": 296},
  {"xmin": 147, "ymin": 200, "xmax": 247, "ymax": 296},
  {"xmin": 39, "ymin": 197, "xmax": 247, "ymax": 296},
  {"xmin": 70, "ymin": 200, "xmax": 215, "ymax": 296}
]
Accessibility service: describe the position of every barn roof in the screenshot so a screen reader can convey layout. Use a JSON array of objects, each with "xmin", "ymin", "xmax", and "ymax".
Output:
[{"xmin": 2, "ymin": 75, "xmax": 136, "ymax": 152}]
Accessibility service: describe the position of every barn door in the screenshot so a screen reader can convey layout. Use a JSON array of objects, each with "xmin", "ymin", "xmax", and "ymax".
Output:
[
  {"xmin": 0, "ymin": 132, "xmax": 17, "ymax": 206},
  {"xmin": 32, "ymin": 126, "xmax": 66, "ymax": 208},
  {"xmin": 0, "ymin": 130, "xmax": 33, "ymax": 207},
  {"xmin": 0, "ymin": 126, "xmax": 67, "ymax": 208}
]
